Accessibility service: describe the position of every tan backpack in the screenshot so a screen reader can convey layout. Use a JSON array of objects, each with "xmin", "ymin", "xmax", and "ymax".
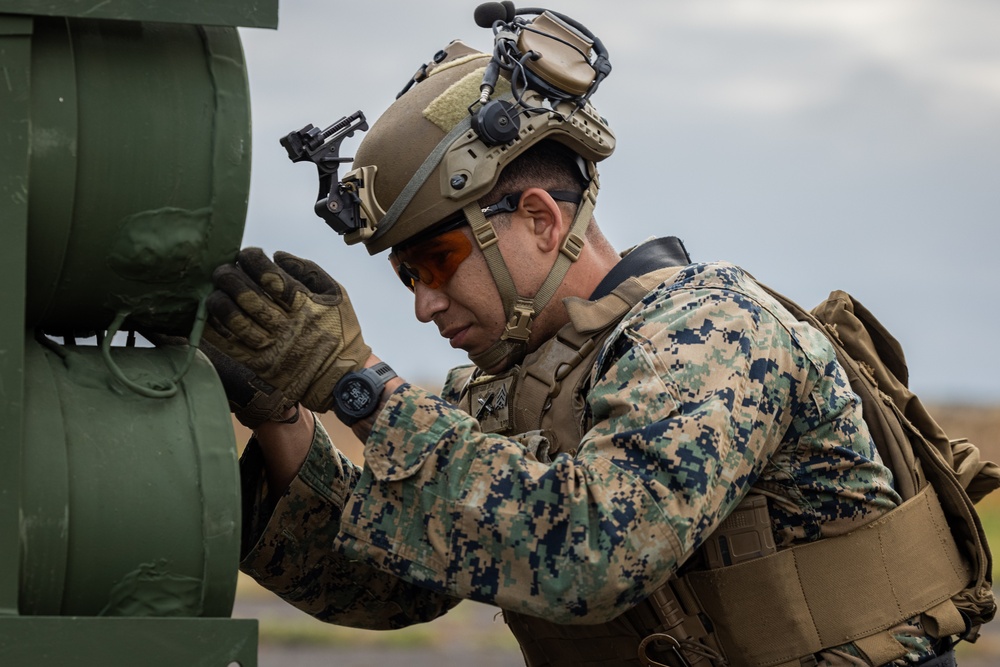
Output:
[
  {"xmin": 630, "ymin": 284, "xmax": 1000, "ymax": 667},
  {"xmin": 761, "ymin": 287, "xmax": 999, "ymax": 651}
]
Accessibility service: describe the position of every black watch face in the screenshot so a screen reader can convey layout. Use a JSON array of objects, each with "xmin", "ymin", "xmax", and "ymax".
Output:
[{"xmin": 338, "ymin": 377, "xmax": 376, "ymax": 418}]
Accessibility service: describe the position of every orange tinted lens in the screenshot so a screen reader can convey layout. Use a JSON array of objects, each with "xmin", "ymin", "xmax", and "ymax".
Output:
[{"xmin": 391, "ymin": 229, "xmax": 472, "ymax": 291}]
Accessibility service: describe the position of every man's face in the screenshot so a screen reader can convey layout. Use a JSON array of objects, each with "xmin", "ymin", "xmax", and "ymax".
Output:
[
  {"xmin": 392, "ymin": 224, "xmax": 508, "ymax": 359},
  {"xmin": 390, "ymin": 188, "xmax": 571, "ymax": 371}
]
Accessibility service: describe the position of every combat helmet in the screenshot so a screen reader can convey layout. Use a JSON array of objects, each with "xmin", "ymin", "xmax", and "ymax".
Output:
[{"xmin": 281, "ymin": 3, "xmax": 616, "ymax": 370}]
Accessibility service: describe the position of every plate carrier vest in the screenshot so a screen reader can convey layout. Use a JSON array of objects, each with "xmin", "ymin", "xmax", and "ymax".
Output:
[{"xmin": 453, "ymin": 239, "xmax": 997, "ymax": 667}]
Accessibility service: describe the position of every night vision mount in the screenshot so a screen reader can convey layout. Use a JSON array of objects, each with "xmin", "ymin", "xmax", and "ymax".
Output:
[{"xmin": 279, "ymin": 110, "xmax": 370, "ymax": 240}]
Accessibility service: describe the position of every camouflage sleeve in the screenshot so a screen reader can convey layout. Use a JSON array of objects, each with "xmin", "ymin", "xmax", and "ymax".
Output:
[
  {"xmin": 333, "ymin": 264, "xmax": 850, "ymax": 624},
  {"xmin": 441, "ymin": 363, "xmax": 476, "ymax": 404},
  {"xmin": 239, "ymin": 417, "xmax": 461, "ymax": 628}
]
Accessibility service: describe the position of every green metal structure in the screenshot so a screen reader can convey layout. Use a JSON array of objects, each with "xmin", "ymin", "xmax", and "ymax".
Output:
[{"xmin": 0, "ymin": 2, "xmax": 278, "ymax": 664}]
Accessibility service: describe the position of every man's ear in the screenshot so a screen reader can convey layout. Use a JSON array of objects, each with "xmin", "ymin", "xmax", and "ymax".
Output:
[{"xmin": 518, "ymin": 188, "xmax": 564, "ymax": 254}]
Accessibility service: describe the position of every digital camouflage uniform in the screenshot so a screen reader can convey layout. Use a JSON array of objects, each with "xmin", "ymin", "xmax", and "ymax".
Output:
[{"xmin": 240, "ymin": 256, "xmax": 939, "ymax": 665}]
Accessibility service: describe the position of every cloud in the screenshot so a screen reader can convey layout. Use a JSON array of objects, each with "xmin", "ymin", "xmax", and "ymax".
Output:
[{"xmin": 597, "ymin": 1, "xmax": 1000, "ymax": 124}]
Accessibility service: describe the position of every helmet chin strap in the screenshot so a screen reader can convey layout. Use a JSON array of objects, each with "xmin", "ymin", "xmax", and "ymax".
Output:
[{"xmin": 464, "ymin": 176, "xmax": 600, "ymax": 373}]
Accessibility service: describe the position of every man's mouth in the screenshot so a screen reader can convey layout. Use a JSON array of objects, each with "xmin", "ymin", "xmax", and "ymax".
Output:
[{"xmin": 441, "ymin": 325, "xmax": 471, "ymax": 349}]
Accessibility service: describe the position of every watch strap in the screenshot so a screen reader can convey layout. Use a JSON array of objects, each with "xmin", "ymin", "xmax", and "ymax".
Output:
[{"xmin": 366, "ymin": 361, "xmax": 397, "ymax": 384}]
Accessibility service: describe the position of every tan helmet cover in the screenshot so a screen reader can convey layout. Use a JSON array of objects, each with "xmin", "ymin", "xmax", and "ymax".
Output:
[{"xmin": 345, "ymin": 40, "xmax": 616, "ymax": 255}]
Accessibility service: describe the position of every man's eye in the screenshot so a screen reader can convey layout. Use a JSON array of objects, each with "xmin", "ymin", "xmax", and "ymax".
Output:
[{"xmin": 427, "ymin": 250, "xmax": 451, "ymax": 266}]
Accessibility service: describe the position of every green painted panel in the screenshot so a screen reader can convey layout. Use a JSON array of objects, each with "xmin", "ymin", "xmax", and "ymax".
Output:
[
  {"xmin": 24, "ymin": 18, "xmax": 251, "ymax": 335},
  {"xmin": 0, "ymin": 616, "xmax": 258, "ymax": 666},
  {"xmin": 18, "ymin": 339, "xmax": 69, "ymax": 616},
  {"xmin": 0, "ymin": 1, "xmax": 278, "ymax": 28},
  {"xmin": 0, "ymin": 17, "xmax": 32, "ymax": 616},
  {"xmin": 21, "ymin": 16, "xmax": 74, "ymax": 328},
  {"xmin": 21, "ymin": 341, "xmax": 241, "ymax": 617}
]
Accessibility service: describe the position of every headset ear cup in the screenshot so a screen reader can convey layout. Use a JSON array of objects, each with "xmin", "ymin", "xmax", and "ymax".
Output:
[{"xmin": 471, "ymin": 100, "xmax": 521, "ymax": 146}]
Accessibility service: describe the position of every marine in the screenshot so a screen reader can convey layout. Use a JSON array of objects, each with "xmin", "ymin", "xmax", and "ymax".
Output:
[{"xmin": 201, "ymin": 5, "xmax": 993, "ymax": 665}]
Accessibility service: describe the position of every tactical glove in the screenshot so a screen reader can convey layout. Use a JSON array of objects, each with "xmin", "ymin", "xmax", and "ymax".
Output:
[
  {"xmin": 203, "ymin": 248, "xmax": 371, "ymax": 413},
  {"xmin": 201, "ymin": 339, "xmax": 298, "ymax": 428},
  {"xmin": 143, "ymin": 331, "xmax": 296, "ymax": 429}
]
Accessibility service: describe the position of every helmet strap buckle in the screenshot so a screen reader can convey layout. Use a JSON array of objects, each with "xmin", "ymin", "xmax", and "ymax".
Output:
[
  {"xmin": 502, "ymin": 299, "xmax": 536, "ymax": 343},
  {"xmin": 560, "ymin": 231, "xmax": 584, "ymax": 262},
  {"xmin": 470, "ymin": 215, "xmax": 500, "ymax": 250}
]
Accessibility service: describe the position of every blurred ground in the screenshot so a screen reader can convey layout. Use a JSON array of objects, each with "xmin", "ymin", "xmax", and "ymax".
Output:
[
  {"xmin": 233, "ymin": 403, "xmax": 1000, "ymax": 667},
  {"xmin": 234, "ymin": 584, "xmax": 1000, "ymax": 667},
  {"xmin": 234, "ymin": 582, "xmax": 522, "ymax": 667}
]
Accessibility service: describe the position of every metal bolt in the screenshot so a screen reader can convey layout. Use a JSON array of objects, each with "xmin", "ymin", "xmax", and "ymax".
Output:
[{"xmin": 450, "ymin": 174, "xmax": 467, "ymax": 190}]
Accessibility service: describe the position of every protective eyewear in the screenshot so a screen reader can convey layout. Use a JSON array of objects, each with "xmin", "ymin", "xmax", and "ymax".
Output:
[
  {"xmin": 388, "ymin": 190, "xmax": 582, "ymax": 292},
  {"xmin": 389, "ymin": 226, "xmax": 473, "ymax": 292}
]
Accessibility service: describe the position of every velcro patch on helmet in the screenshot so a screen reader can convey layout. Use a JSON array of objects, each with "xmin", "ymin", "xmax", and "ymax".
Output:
[
  {"xmin": 424, "ymin": 67, "xmax": 512, "ymax": 133},
  {"xmin": 428, "ymin": 52, "xmax": 490, "ymax": 77}
]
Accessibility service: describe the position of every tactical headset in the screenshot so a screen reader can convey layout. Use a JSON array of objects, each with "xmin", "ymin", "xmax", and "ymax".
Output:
[{"xmin": 470, "ymin": 2, "xmax": 612, "ymax": 145}]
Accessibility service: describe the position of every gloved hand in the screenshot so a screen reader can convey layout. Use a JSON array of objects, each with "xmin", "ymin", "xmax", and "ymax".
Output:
[
  {"xmin": 202, "ymin": 248, "xmax": 371, "ymax": 413},
  {"xmin": 201, "ymin": 339, "xmax": 299, "ymax": 428},
  {"xmin": 143, "ymin": 331, "xmax": 297, "ymax": 429}
]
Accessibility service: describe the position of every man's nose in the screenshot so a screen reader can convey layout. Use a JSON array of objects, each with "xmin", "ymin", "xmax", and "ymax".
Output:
[{"xmin": 413, "ymin": 281, "xmax": 448, "ymax": 323}]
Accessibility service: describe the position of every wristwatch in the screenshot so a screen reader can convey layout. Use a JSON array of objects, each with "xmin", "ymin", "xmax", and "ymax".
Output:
[{"xmin": 331, "ymin": 362, "xmax": 397, "ymax": 426}]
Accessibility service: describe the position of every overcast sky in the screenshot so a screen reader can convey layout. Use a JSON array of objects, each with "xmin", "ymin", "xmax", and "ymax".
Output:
[{"xmin": 236, "ymin": 0, "xmax": 1000, "ymax": 403}]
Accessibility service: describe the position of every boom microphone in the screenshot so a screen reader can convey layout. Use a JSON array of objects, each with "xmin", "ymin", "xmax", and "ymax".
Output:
[{"xmin": 474, "ymin": 1, "xmax": 515, "ymax": 27}]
